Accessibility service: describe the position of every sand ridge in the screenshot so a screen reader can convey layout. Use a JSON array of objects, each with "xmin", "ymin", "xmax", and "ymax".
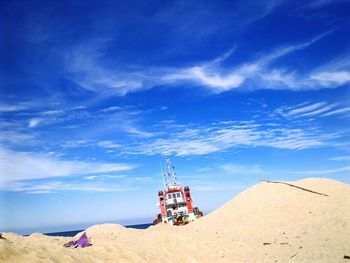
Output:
[{"xmin": 1, "ymin": 178, "xmax": 349, "ymax": 262}]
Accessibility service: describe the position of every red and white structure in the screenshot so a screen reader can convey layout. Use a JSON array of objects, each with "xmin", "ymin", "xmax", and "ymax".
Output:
[{"xmin": 154, "ymin": 158, "xmax": 203, "ymax": 225}]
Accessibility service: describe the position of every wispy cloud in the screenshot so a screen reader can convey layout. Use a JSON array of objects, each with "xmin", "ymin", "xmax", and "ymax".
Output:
[
  {"xmin": 83, "ymin": 174, "xmax": 127, "ymax": 180},
  {"xmin": 328, "ymin": 156, "xmax": 350, "ymax": 161},
  {"xmin": 84, "ymin": 175, "xmax": 98, "ymax": 180},
  {"xmin": 97, "ymin": 141, "xmax": 121, "ymax": 148},
  {"xmin": 300, "ymin": 104, "xmax": 338, "ymax": 117},
  {"xmin": 310, "ymin": 71, "xmax": 350, "ymax": 86},
  {"xmin": 0, "ymin": 103, "xmax": 32, "ymax": 112},
  {"xmin": 0, "ymin": 148, "xmax": 136, "ymax": 187},
  {"xmin": 322, "ymin": 107, "xmax": 350, "ymax": 116},
  {"xmin": 192, "ymin": 184, "xmax": 247, "ymax": 192},
  {"xmin": 98, "ymin": 106, "xmax": 122, "ymax": 112},
  {"xmin": 221, "ymin": 163, "xmax": 264, "ymax": 175},
  {"xmin": 121, "ymin": 121, "xmax": 340, "ymax": 156},
  {"xmin": 5, "ymin": 181, "xmax": 136, "ymax": 194},
  {"xmin": 29, "ymin": 118, "xmax": 42, "ymax": 128},
  {"xmin": 303, "ymin": 0, "xmax": 346, "ymax": 8},
  {"xmin": 61, "ymin": 140, "xmax": 94, "ymax": 148},
  {"xmin": 162, "ymin": 31, "xmax": 349, "ymax": 93},
  {"xmin": 61, "ymin": 2, "xmax": 285, "ymax": 96},
  {"xmin": 64, "ymin": 30, "xmax": 349, "ymax": 97},
  {"xmin": 288, "ymin": 166, "xmax": 350, "ymax": 175},
  {"xmin": 65, "ymin": 41, "xmax": 147, "ymax": 96},
  {"xmin": 7, "ymin": 0, "xmax": 287, "ymax": 100},
  {"xmin": 286, "ymin": 102, "xmax": 327, "ymax": 116},
  {"xmin": 274, "ymin": 102, "xmax": 350, "ymax": 119},
  {"xmin": 0, "ymin": 131, "xmax": 36, "ymax": 146},
  {"xmin": 71, "ymin": 106, "xmax": 87, "ymax": 110},
  {"xmin": 123, "ymin": 125, "xmax": 156, "ymax": 138},
  {"xmin": 134, "ymin": 176, "xmax": 152, "ymax": 181},
  {"xmin": 40, "ymin": 110, "xmax": 64, "ymax": 115}
]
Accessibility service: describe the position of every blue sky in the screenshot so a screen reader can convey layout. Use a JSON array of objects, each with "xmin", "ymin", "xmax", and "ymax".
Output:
[{"xmin": 1, "ymin": 0, "xmax": 350, "ymax": 234}]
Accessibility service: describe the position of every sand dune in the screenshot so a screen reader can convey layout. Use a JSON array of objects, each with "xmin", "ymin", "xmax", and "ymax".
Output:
[{"xmin": 1, "ymin": 178, "xmax": 350, "ymax": 262}]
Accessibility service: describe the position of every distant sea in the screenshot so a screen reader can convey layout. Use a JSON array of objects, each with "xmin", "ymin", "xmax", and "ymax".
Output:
[{"xmin": 43, "ymin": 223, "xmax": 153, "ymax": 237}]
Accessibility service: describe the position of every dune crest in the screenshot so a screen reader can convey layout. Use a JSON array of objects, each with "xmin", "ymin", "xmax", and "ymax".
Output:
[{"xmin": 1, "ymin": 178, "xmax": 349, "ymax": 262}]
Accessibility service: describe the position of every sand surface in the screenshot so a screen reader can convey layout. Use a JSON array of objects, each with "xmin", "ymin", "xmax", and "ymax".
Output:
[{"xmin": 1, "ymin": 178, "xmax": 350, "ymax": 262}]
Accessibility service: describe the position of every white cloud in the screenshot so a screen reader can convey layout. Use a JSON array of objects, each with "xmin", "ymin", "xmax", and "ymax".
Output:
[
  {"xmin": 84, "ymin": 175, "xmax": 99, "ymax": 180},
  {"xmin": 310, "ymin": 71, "xmax": 350, "ymax": 86},
  {"xmin": 63, "ymin": 1, "xmax": 287, "ymax": 96},
  {"xmin": 104, "ymin": 174, "xmax": 128, "ymax": 179},
  {"xmin": 0, "ymin": 103, "xmax": 31, "ymax": 112},
  {"xmin": 40, "ymin": 110, "xmax": 64, "ymax": 115},
  {"xmin": 259, "ymin": 31, "xmax": 332, "ymax": 64},
  {"xmin": 29, "ymin": 118, "xmax": 41, "ymax": 128},
  {"xmin": 97, "ymin": 141, "xmax": 121, "ymax": 148},
  {"xmin": 274, "ymin": 102, "xmax": 349, "ymax": 119},
  {"xmin": 328, "ymin": 156, "xmax": 350, "ymax": 161},
  {"xmin": 192, "ymin": 184, "xmax": 246, "ymax": 192},
  {"xmin": 6, "ymin": 180, "xmax": 136, "ymax": 194},
  {"xmin": 286, "ymin": 102, "xmax": 327, "ymax": 116},
  {"xmin": 83, "ymin": 174, "xmax": 128, "ymax": 180},
  {"xmin": 123, "ymin": 126, "xmax": 156, "ymax": 138},
  {"xmin": 221, "ymin": 163, "xmax": 264, "ymax": 175},
  {"xmin": 288, "ymin": 166, "xmax": 350, "ymax": 175},
  {"xmin": 61, "ymin": 140, "xmax": 93, "ymax": 148},
  {"xmin": 0, "ymin": 132, "xmax": 36, "ymax": 146},
  {"xmin": 163, "ymin": 31, "xmax": 343, "ymax": 93},
  {"xmin": 65, "ymin": 31, "xmax": 348, "ymax": 96},
  {"xmin": 196, "ymin": 167, "xmax": 214, "ymax": 172},
  {"xmin": 164, "ymin": 66, "xmax": 245, "ymax": 92},
  {"xmin": 192, "ymin": 186, "xmax": 217, "ymax": 191},
  {"xmin": 134, "ymin": 177, "xmax": 152, "ymax": 181},
  {"xmin": 98, "ymin": 106, "xmax": 121, "ymax": 112},
  {"xmin": 260, "ymin": 69, "xmax": 297, "ymax": 89},
  {"xmin": 0, "ymin": 148, "xmax": 136, "ymax": 187},
  {"xmin": 322, "ymin": 107, "xmax": 350, "ymax": 116},
  {"xmin": 65, "ymin": 41, "xmax": 147, "ymax": 96},
  {"xmin": 300, "ymin": 104, "xmax": 338, "ymax": 117},
  {"xmin": 27, "ymin": 190, "xmax": 52, "ymax": 194},
  {"xmin": 72, "ymin": 106, "xmax": 87, "ymax": 110},
  {"xmin": 122, "ymin": 121, "xmax": 340, "ymax": 156}
]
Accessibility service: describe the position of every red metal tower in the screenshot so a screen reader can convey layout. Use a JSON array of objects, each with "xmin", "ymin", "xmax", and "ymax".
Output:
[
  {"xmin": 158, "ymin": 191, "xmax": 167, "ymax": 223},
  {"xmin": 184, "ymin": 186, "xmax": 194, "ymax": 213}
]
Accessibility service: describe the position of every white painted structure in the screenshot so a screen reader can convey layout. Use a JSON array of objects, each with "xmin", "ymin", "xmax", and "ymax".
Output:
[{"xmin": 154, "ymin": 158, "xmax": 202, "ymax": 225}]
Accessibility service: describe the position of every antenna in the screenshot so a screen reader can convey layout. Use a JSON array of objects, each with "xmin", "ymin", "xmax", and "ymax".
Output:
[
  {"xmin": 160, "ymin": 160, "xmax": 166, "ymax": 190},
  {"xmin": 166, "ymin": 158, "xmax": 173, "ymax": 185}
]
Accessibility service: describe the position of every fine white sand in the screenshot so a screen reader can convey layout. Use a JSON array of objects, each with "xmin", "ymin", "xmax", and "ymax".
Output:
[{"xmin": 1, "ymin": 178, "xmax": 349, "ymax": 262}]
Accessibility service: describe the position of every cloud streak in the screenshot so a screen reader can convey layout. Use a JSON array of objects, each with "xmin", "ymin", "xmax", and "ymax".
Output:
[
  {"xmin": 322, "ymin": 107, "xmax": 350, "ymax": 117},
  {"xmin": 274, "ymin": 102, "xmax": 350, "ymax": 119},
  {"xmin": 0, "ymin": 148, "xmax": 136, "ymax": 187},
  {"xmin": 0, "ymin": 103, "xmax": 32, "ymax": 112},
  {"xmin": 286, "ymin": 102, "xmax": 327, "ymax": 116},
  {"xmin": 29, "ymin": 118, "xmax": 41, "ymax": 128},
  {"xmin": 328, "ymin": 156, "xmax": 350, "ymax": 161},
  {"xmin": 162, "ymin": 31, "xmax": 349, "ymax": 93},
  {"xmin": 65, "ymin": 31, "xmax": 349, "ymax": 97},
  {"xmin": 221, "ymin": 163, "xmax": 264, "ymax": 175},
  {"xmin": 121, "ymin": 121, "xmax": 341, "ymax": 156},
  {"xmin": 6, "ymin": 181, "xmax": 136, "ymax": 194},
  {"xmin": 288, "ymin": 166, "xmax": 350, "ymax": 175}
]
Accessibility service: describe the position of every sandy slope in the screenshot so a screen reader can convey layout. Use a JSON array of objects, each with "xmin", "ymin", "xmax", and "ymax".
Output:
[{"xmin": 1, "ymin": 178, "xmax": 349, "ymax": 263}]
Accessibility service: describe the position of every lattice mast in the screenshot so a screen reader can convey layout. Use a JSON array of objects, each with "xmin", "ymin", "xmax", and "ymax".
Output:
[
  {"xmin": 161, "ymin": 158, "xmax": 178, "ymax": 191},
  {"xmin": 154, "ymin": 158, "xmax": 203, "ymax": 225}
]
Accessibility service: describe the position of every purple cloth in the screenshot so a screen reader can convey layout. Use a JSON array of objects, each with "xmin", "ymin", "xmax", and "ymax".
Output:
[
  {"xmin": 63, "ymin": 232, "xmax": 91, "ymax": 248},
  {"xmin": 76, "ymin": 232, "xmax": 91, "ymax": 248}
]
